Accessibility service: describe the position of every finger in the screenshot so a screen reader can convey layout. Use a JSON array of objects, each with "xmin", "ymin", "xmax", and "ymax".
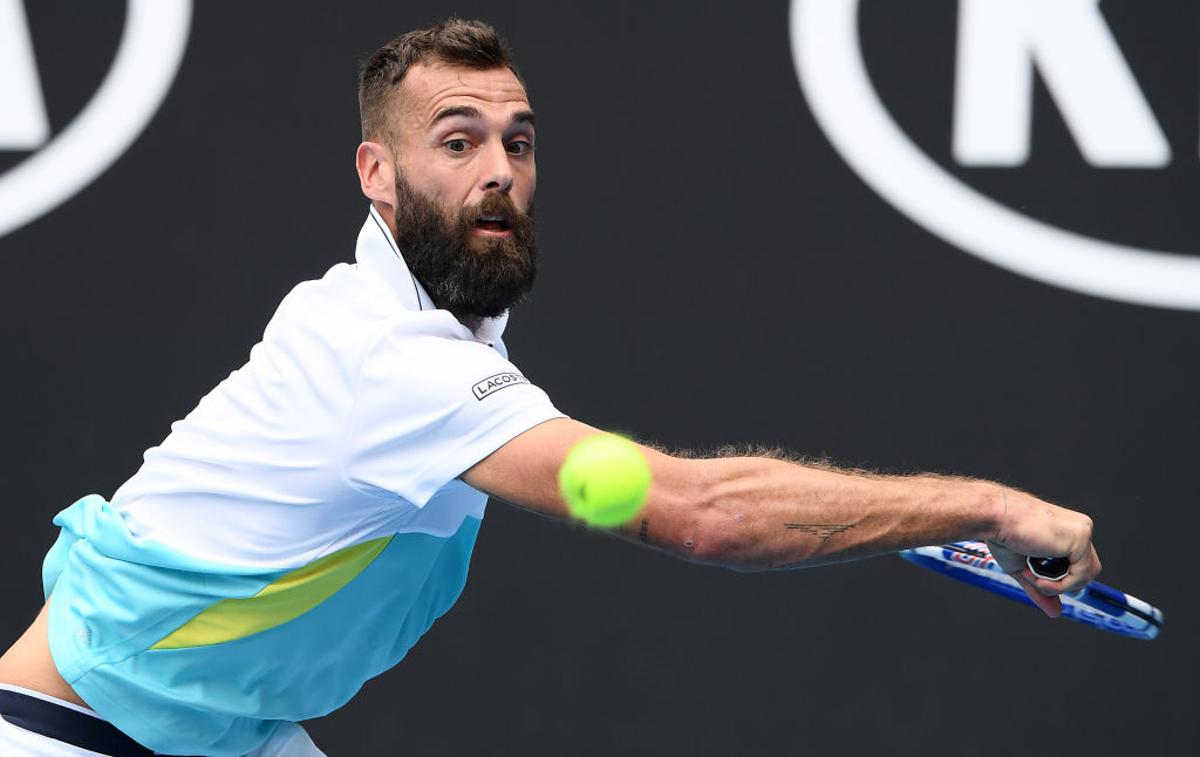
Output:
[
  {"xmin": 1014, "ymin": 570, "xmax": 1062, "ymax": 618},
  {"xmin": 1089, "ymin": 545, "xmax": 1102, "ymax": 580},
  {"xmin": 1068, "ymin": 515, "xmax": 1095, "ymax": 565},
  {"xmin": 1045, "ymin": 543, "xmax": 1102, "ymax": 594},
  {"xmin": 1022, "ymin": 565, "xmax": 1085, "ymax": 597},
  {"xmin": 1059, "ymin": 550, "xmax": 1098, "ymax": 594}
]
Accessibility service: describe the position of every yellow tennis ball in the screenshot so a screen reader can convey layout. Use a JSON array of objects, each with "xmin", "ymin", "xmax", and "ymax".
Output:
[{"xmin": 558, "ymin": 434, "xmax": 651, "ymax": 528}]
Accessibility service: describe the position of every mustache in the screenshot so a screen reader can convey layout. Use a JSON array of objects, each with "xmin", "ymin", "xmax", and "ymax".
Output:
[
  {"xmin": 391, "ymin": 173, "xmax": 538, "ymax": 320},
  {"xmin": 452, "ymin": 192, "xmax": 535, "ymax": 238}
]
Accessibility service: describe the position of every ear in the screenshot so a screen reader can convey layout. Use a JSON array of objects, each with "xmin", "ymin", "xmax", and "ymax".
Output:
[{"xmin": 355, "ymin": 141, "xmax": 398, "ymax": 210}]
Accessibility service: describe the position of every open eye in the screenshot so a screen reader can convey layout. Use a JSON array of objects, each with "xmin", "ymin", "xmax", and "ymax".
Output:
[
  {"xmin": 506, "ymin": 140, "xmax": 533, "ymax": 156},
  {"xmin": 444, "ymin": 139, "xmax": 470, "ymax": 154}
]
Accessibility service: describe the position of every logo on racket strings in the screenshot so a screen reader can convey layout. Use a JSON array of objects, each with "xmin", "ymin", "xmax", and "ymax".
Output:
[{"xmin": 946, "ymin": 542, "xmax": 997, "ymax": 570}]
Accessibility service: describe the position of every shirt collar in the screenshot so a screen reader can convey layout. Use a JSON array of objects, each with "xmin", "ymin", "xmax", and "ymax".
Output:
[{"xmin": 354, "ymin": 205, "xmax": 511, "ymax": 341}]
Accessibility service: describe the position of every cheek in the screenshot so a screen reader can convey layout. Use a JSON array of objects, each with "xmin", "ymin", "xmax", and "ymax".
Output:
[
  {"xmin": 407, "ymin": 172, "xmax": 467, "ymax": 214},
  {"xmin": 434, "ymin": 172, "xmax": 480, "ymax": 208},
  {"xmin": 517, "ymin": 170, "xmax": 536, "ymax": 210},
  {"xmin": 400, "ymin": 150, "xmax": 462, "ymax": 195}
]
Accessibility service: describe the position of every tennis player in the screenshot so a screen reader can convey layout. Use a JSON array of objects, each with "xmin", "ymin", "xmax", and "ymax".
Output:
[{"xmin": 0, "ymin": 19, "xmax": 1101, "ymax": 756}]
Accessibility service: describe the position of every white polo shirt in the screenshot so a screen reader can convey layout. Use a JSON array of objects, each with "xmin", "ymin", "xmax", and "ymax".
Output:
[{"xmin": 41, "ymin": 206, "xmax": 564, "ymax": 756}]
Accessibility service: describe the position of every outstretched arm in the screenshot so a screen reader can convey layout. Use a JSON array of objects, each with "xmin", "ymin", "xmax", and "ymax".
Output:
[{"xmin": 462, "ymin": 418, "xmax": 1100, "ymax": 615}]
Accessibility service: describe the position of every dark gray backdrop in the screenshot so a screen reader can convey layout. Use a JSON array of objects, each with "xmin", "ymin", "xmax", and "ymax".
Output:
[{"xmin": 1, "ymin": 2, "xmax": 1194, "ymax": 754}]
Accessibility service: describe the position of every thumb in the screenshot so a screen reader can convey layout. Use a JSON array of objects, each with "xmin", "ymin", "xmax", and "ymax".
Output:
[
  {"xmin": 1013, "ymin": 569, "xmax": 1062, "ymax": 618},
  {"xmin": 984, "ymin": 539, "xmax": 1026, "ymax": 574}
]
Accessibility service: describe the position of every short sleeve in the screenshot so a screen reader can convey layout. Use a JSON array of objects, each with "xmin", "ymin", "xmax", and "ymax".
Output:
[{"xmin": 342, "ymin": 322, "xmax": 565, "ymax": 507}]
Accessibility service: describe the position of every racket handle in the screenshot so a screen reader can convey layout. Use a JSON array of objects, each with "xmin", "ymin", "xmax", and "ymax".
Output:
[{"xmin": 1028, "ymin": 555, "xmax": 1070, "ymax": 581}]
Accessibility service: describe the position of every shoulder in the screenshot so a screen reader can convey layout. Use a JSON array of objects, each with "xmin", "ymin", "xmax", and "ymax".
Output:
[
  {"xmin": 261, "ymin": 263, "xmax": 427, "ymax": 360},
  {"xmin": 262, "ymin": 264, "xmax": 524, "ymax": 393},
  {"xmin": 269, "ymin": 263, "xmax": 384, "ymax": 327},
  {"xmin": 359, "ymin": 315, "xmax": 516, "ymax": 392}
]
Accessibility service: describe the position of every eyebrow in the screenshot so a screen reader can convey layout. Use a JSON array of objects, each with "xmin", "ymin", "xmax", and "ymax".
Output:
[{"xmin": 430, "ymin": 106, "xmax": 536, "ymax": 129}]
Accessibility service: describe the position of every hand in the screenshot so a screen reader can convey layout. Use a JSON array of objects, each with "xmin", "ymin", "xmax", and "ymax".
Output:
[{"xmin": 984, "ymin": 488, "xmax": 1101, "ymax": 618}]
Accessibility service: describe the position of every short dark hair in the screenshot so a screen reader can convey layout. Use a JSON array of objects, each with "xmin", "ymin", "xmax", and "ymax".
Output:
[{"xmin": 358, "ymin": 18, "xmax": 522, "ymax": 143}]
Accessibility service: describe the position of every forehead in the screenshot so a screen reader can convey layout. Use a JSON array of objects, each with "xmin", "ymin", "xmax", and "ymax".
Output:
[{"xmin": 398, "ymin": 63, "xmax": 530, "ymax": 130}]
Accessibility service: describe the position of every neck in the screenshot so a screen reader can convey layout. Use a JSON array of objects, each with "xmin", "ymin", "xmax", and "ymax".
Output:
[{"xmin": 456, "ymin": 314, "xmax": 484, "ymax": 333}]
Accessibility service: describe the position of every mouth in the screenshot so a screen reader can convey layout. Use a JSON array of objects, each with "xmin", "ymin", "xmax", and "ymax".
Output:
[{"xmin": 473, "ymin": 213, "xmax": 512, "ymax": 237}]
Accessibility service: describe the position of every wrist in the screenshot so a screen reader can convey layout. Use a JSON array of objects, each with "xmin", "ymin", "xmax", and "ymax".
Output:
[{"xmin": 971, "ymin": 482, "xmax": 1006, "ymax": 542}]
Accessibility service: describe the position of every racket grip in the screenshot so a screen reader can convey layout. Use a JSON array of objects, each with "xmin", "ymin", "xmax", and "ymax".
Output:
[{"xmin": 1028, "ymin": 556, "xmax": 1069, "ymax": 581}]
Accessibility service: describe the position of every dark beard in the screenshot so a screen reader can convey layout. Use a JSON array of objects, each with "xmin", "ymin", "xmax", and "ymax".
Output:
[{"xmin": 392, "ymin": 173, "xmax": 537, "ymax": 321}]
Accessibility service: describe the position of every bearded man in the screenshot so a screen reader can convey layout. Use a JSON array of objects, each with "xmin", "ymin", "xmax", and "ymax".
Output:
[{"xmin": 0, "ymin": 18, "xmax": 1100, "ymax": 757}]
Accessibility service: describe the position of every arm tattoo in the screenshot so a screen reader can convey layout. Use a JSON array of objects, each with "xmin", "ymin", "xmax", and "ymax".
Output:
[{"xmin": 783, "ymin": 523, "xmax": 855, "ymax": 542}]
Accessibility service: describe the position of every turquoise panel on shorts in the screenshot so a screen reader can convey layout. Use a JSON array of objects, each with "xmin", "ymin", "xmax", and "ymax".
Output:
[{"xmin": 43, "ymin": 495, "xmax": 481, "ymax": 757}]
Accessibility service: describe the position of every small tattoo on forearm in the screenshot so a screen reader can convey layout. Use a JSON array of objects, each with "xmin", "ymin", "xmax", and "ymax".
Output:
[
  {"xmin": 639, "ymin": 519, "xmax": 649, "ymax": 543},
  {"xmin": 784, "ymin": 524, "xmax": 855, "ymax": 542}
]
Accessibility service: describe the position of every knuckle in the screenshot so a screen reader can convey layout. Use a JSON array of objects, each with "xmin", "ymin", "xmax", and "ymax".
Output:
[{"xmin": 1079, "ymin": 516, "xmax": 1094, "ymax": 539}]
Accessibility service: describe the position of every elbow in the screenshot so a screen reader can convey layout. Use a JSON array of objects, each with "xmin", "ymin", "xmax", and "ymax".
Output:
[
  {"xmin": 690, "ymin": 514, "xmax": 761, "ymax": 572},
  {"xmin": 694, "ymin": 524, "xmax": 766, "ymax": 572},
  {"xmin": 670, "ymin": 476, "xmax": 756, "ymax": 571},
  {"xmin": 639, "ymin": 453, "xmax": 759, "ymax": 571},
  {"xmin": 685, "ymin": 472, "xmax": 808, "ymax": 573}
]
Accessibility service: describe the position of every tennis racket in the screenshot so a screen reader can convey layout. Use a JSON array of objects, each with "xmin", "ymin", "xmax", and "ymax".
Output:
[{"xmin": 898, "ymin": 541, "xmax": 1163, "ymax": 640}]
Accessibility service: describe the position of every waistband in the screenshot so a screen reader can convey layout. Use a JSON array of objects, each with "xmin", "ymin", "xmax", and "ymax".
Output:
[{"xmin": 0, "ymin": 686, "xmax": 154, "ymax": 757}]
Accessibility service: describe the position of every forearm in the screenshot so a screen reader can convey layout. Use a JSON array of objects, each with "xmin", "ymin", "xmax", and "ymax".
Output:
[
  {"xmin": 467, "ymin": 418, "xmax": 1097, "ymax": 600},
  {"xmin": 619, "ymin": 454, "xmax": 1003, "ymax": 571}
]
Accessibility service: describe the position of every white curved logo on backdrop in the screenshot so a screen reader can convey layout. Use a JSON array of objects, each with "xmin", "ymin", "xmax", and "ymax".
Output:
[
  {"xmin": 0, "ymin": 0, "xmax": 191, "ymax": 239},
  {"xmin": 790, "ymin": 0, "xmax": 1200, "ymax": 311}
]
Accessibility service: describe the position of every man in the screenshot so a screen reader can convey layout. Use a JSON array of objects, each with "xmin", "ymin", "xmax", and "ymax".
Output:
[{"xmin": 0, "ymin": 18, "xmax": 1099, "ymax": 757}]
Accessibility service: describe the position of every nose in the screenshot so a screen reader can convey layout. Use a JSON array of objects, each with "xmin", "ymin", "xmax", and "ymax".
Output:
[{"xmin": 478, "ymin": 140, "xmax": 514, "ymax": 194}]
